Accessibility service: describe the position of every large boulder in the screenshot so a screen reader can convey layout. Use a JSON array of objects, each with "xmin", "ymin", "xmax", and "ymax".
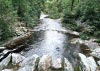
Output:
[
  {"xmin": 18, "ymin": 54, "xmax": 39, "ymax": 71},
  {"xmin": 71, "ymin": 38, "xmax": 100, "ymax": 55},
  {"xmin": 83, "ymin": 40, "xmax": 100, "ymax": 51},
  {"xmin": 97, "ymin": 61, "xmax": 100, "ymax": 65},
  {"xmin": 87, "ymin": 57, "xmax": 97, "ymax": 71},
  {"xmin": 52, "ymin": 58, "xmax": 63, "ymax": 69},
  {"xmin": 12, "ymin": 53, "xmax": 25, "ymax": 65},
  {"xmin": 91, "ymin": 48, "xmax": 100, "ymax": 59},
  {"xmin": 78, "ymin": 53, "xmax": 97, "ymax": 71},
  {"xmin": 64, "ymin": 58, "xmax": 74, "ymax": 71},
  {"xmin": 78, "ymin": 53, "xmax": 91, "ymax": 71},
  {"xmin": 4, "ymin": 33, "xmax": 32, "ymax": 49},
  {"xmin": 2, "ymin": 69, "xmax": 13, "ymax": 71},
  {"xmin": 70, "ymin": 38, "xmax": 83, "ymax": 44},
  {"xmin": 0, "ymin": 54, "xmax": 11, "ymax": 70},
  {"xmin": 38, "ymin": 55, "xmax": 52, "ymax": 71}
]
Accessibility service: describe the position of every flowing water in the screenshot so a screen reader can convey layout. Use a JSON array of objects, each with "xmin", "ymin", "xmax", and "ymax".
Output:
[{"xmin": 21, "ymin": 17, "xmax": 81, "ymax": 66}]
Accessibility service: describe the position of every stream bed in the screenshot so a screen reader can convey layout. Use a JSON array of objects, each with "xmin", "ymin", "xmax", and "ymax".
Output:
[{"xmin": 21, "ymin": 18, "xmax": 81, "ymax": 66}]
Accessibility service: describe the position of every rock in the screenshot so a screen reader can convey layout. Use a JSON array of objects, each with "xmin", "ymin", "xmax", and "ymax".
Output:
[
  {"xmin": 2, "ymin": 69, "xmax": 13, "ymax": 71},
  {"xmin": 40, "ymin": 14, "xmax": 49, "ymax": 19},
  {"xmin": 38, "ymin": 55, "xmax": 52, "ymax": 71},
  {"xmin": 0, "ymin": 50, "xmax": 13, "ymax": 62},
  {"xmin": 71, "ymin": 38, "xmax": 100, "ymax": 51},
  {"xmin": 71, "ymin": 38, "xmax": 100, "ymax": 55},
  {"xmin": 18, "ymin": 66, "xmax": 33, "ymax": 71},
  {"xmin": 97, "ymin": 61, "xmax": 100, "ymax": 65},
  {"xmin": 91, "ymin": 48, "xmax": 100, "ymax": 59},
  {"xmin": 0, "ymin": 47, "xmax": 6, "ymax": 52},
  {"xmin": 4, "ymin": 33, "xmax": 32, "ymax": 49},
  {"xmin": 12, "ymin": 53, "xmax": 25, "ymax": 65},
  {"xmin": 87, "ymin": 56, "xmax": 97, "ymax": 71},
  {"xmin": 96, "ymin": 66, "xmax": 100, "ymax": 71},
  {"xmin": 78, "ymin": 53, "xmax": 90, "ymax": 71},
  {"xmin": 0, "ymin": 54, "xmax": 11, "ymax": 70},
  {"xmin": 2, "ymin": 50, "xmax": 11, "ymax": 54},
  {"xmin": 83, "ymin": 40, "xmax": 100, "ymax": 51},
  {"xmin": 70, "ymin": 38, "xmax": 83, "ymax": 44},
  {"xmin": 64, "ymin": 58, "xmax": 74, "ymax": 71},
  {"xmin": 18, "ymin": 54, "xmax": 39, "ymax": 71},
  {"xmin": 78, "ymin": 53, "xmax": 98, "ymax": 71},
  {"xmin": 52, "ymin": 58, "xmax": 62, "ymax": 69}
]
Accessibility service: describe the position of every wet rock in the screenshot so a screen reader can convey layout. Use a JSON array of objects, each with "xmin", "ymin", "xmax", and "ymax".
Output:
[
  {"xmin": 70, "ymin": 38, "xmax": 83, "ymax": 44},
  {"xmin": 78, "ymin": 53, "xmax": 97, "ymax": 71},
  {"xmin": 91, "ymin": 48, "xmax": 100, "ymax": 59},
  {"xmin": 0, "ymin": 54, "xmax": 11, "ymax": 70},
  {"xmin": 2, "ymin": 69, "xmax": 13, "ymax": 71},
  {"xmin": 12, "ymin": 53, "xmax": 25, "ymax": 65},
  {"xmin": 87, "ymin": 56, "xmax": 97, "ymax": 71},
  {"xmin": 0, "ymin": 50, "xmax": 13, "ymax": 62},
  {"xmin": 2, "ymin": 50, "xmax": 11, "ymax": 54},
  {"xmin": 38, "ymin": 55, "xmax": 52, "ymax": 71},
  {"xmin": 0, "ymin": 47, "xmax": 6, "ymax": 52},
  {"xmin": 97, "ymin": 61, "xmax": 100, "ymax": 65},
  {"xmin": 78, "ymin": 53, "xmax": 90, "ymax": 71},
  {"xmin": 71, "ymin": 38, "xmax": 100, "ymax": 51},
  {"xmin": 52, "ymin": 58, "xmax": 62, "ymax": 69},
  {"xmin": 64, "ymin": 58, "xmax": 74, "ymax": 71},
  {"xmin": 71, "ymin": 38, "xmax": 100, "ymax": 55},
  {"xmin": 18, "ymin": 54, "xmax": 39, "ymax": 71},
  {"xmin": 83, "ymin": 40, "xmax": 100, "ymax": 51}
]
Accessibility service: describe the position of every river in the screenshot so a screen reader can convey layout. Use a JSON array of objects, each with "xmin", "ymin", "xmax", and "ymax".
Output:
[{"xmin": 21, "ymin": 17, "xmax": 81, "ymax": 66}]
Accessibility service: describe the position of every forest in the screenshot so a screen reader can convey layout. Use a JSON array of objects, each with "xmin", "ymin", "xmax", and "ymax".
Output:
[
  {"xmin": 0, "ymin": 0, "xmax": 100, "ymax": 43},
  {"xmin": 0, "ymin": 0, "xmax": 100, "ymax": 71}
]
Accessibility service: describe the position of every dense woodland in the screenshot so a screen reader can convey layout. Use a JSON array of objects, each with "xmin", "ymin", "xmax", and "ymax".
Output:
[{"xmin": 0, "ymin": 0, "xmax": 100, "ymax": 43}]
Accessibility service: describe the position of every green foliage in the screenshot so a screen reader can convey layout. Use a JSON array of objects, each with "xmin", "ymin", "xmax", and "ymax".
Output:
[
  {"xmin": 74, "ymin": 66, "xmax": 81, "ymax": 71},
  {"xmin": 0, "ymin": 0, "xmax": 14, "ymax": 41},
  {"xmin": 0, "ymin": 0, "xmax": 45, "ymax": 42},
  {"xmin": 61, "ymin": 0, "xmax": 100, "ymax": 40},
  {"xmin": 44, "ymin": 0, "xmax": 61, "ymax": 18},
  {"xmin": 12, "ymin": 0, "xmax": 45, "ymax": 27},
  {"xmin": 95, "ymin": 39, "xmax": 100, "ymax": 43},
  {"xmin": 75, "ymin": 0, "xmax": 100, "ymax": 39}
]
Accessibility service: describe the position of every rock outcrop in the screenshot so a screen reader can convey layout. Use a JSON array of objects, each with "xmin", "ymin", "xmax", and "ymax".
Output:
[
  {"xmin": 97, "ymin": 61, "xmax": 100, "ymax": 65},
  {"xmin": 4, "ymin": 33, "xmax": 32, "ymax": 49},
  {"xmin": 64, "ymin": 58, "xmax": 74, "ymax": 71},
  {"xmin": 38, "ymin": 55, "xmax": 52, "ymax": 71},
  {"xmin": 78, "ymin": 53, "xmax": 97, "ymax": 71},
  {"xmin": 91, "ymin": 48, "xmax": 100, "ymax": 59},
  {"xmin": 0, "ymin": 54, "xmax": 11, "ymax": 70},
  {"xmin": 18, "ymin": 54, "xmax": 39, "ymax": 71},
  {"xmin": 52, "ymin": 58, "xmax": 63, "ymax": 69},
  {"xmin": 12, "ymin": 53, "xmax": 25, "ymax": 65}
]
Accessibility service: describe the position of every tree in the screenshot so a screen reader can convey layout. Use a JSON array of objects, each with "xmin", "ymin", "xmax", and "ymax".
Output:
[
  {"xmin": 0, "ymin": 0, "xmax": 14, "ymax": 41},
  {"xmin": 71, "ymin": 0, "xmax": 75, "ymax": 11}
]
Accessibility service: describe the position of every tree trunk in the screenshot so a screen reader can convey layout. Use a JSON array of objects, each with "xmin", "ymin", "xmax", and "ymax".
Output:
[
  {"xmin": 4, "ymin": 33, "xmax": 32, "ymax": 49},
  {"xmin": 71, "ymin": 0, "xmax": 74, "ymax": 11}
]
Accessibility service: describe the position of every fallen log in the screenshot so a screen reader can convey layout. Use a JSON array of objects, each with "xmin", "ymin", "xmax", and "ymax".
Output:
[
  {"xmin": 4, "ymin": 33, "xmax": 33, "ymax": 49},
  {"xmin": 31, "ymin": 29, "xmax": 80, "ymax": 38}
]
